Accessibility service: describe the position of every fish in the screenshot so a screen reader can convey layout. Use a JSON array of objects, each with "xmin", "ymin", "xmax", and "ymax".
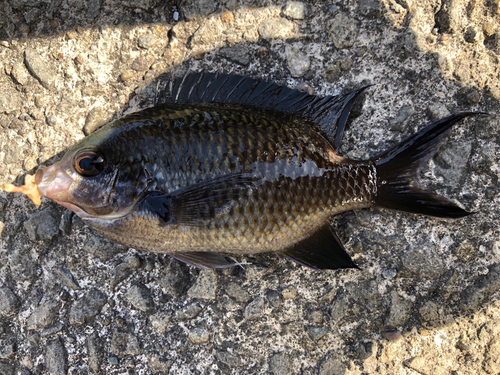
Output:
[{"xmin": 2, "ymin": 71, "xmax": 479, "ymax": 270}]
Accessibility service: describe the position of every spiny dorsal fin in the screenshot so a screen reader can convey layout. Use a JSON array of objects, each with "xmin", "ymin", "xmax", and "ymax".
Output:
[{"xmin": 156, "ymin": 71, "xmax": 368, "ymax": 150}]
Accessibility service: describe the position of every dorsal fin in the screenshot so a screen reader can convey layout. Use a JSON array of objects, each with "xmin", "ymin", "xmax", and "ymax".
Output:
[{"xmin": 156, "ymin": 71, "xmax": 368, "ymax": 150}]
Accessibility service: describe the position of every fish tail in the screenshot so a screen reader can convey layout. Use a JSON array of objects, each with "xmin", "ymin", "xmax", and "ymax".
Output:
[{"xmin": 373, "ymin": 112, "xmax": 480, "ymax": 218}]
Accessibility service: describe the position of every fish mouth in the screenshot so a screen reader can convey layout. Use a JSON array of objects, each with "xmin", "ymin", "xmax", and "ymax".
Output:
[{"xmin": 35, "ymin": 165, "xmax": 89, "ymax": 217}]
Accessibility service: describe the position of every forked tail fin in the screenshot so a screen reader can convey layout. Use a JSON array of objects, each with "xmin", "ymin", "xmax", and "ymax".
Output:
[{"xmin": 373, "ymin": 112, "xmax": 479, "ymax": 218}]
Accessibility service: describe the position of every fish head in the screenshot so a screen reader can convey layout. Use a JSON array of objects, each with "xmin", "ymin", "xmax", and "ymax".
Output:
[{"xmin": 35, "ymin": 126, "xmax": 151, "ymax": 219}]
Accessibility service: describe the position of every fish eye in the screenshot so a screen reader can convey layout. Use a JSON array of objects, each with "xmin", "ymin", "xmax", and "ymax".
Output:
[{"xmin": 74, "ymin": 150, "xmax": 105, "ymax": 177}]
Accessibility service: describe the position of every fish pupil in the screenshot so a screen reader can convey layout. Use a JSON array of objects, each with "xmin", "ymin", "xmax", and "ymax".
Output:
[{"xmin": 74, "ymin": 151, "xmax": 105, "ymax": 176}]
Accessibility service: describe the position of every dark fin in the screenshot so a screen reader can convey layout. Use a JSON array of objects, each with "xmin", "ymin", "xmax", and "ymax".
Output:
[
  {"xmin": 278, "ymin": 223, "xmax": 359, "ymax": 270},
  {"xmin": 157, "ymin": 71, "xmax": 367, "ymax": 149},
  {"xmin": 140, "ymin": 173, "xmax": 255, "ymax": 225},
  {"xmin": 170, "ymin": 252, "xmax": 244, "ymax": 269},
  {"xmin": 373, "ymin": 112, "xmax": 480, "ymax": 218}
]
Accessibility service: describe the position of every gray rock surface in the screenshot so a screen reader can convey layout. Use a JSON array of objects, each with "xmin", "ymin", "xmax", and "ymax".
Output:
[{"xmin": 0, "ymin": 1, "xmax": 499, "ymax": 374}]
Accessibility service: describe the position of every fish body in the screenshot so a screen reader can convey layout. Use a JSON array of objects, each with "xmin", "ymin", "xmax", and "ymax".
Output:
[{"xmin": 7, "ymin": 72, "xmax": 476, "ymax": 269}]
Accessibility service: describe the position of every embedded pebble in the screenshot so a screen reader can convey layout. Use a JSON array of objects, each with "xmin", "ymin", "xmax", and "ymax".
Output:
[
  {"xmin": 111, "ymin": 330, "xmax": 141, "ymax": 356},
  {"xmin": 159, "ymin": 260, "xmax": 190, "ymax": 297},
  {"xmin": 131, "ymin": 56, "xmax": 151, "ymax": 71},
  {"xmin": 281, "ymin": 286, "xmax": 297, "ymax": 299},
  {"xmin": 55, "ymin": 267, "xmax": 80, "ymax": 290},
  {"xmin": 269, "ymin": 352, "xmax": 292, "ymax": 375},
  {"xmin": 81, "ymin": 234, "xmax": 127, "ymax": 261},
  {"xmin": 427, "ymin": 103, "xmax": 450, "ymax": 119},
  {"xmin": 110, "ymin": 263, "xmax": 133, "ymax": 289},
  {"xmin": 176, "ymin": 303, "xmax": 202, "ymax": 320},
  {"xmin": 225, "ymin": 282, "xmax": 250, "ymax": 303},
  {"xmin": 244, "ymin": 297, "xmax": 265, "ymax": 319},
  {"xmin": 24, "ymin": 49, "xmax": 57, "ymax": 89},
  {"xmin": 149, "ymin": 313, "xmax": 171, "ymax": 334},
  {"xmin": 216, "ymin": 350, "xmax": 241, "ymax": 367},
  {"xmin": 327, "ymin": 13, "xmax": 359, "ymax": 48},
  {"xmin": 188, "ymin": 327, "xmax": 210, "ymax": 345},
  {"xmin": 27, "ymin": 302, "xmax": 60, "ymax": 330},
  {"xmin": 120, "ymin": 70, "xmax": 135, "ymax": 82},
  {"xmin": 23, "ymin": 208, "xmax": 60, "ymax": 241},
  {"xmin": 283, "ymin": 1, "xmax": 307, "ymax": 19},
  {"xmin": 285, "ymin": 45, "xmax": 310, "ymax": 78},
  {"xmin": 69, "ymin": 288, "xmax": 107, "ymax": 326},
  {"xmin": 318, "ymin": 355, "xmax": 346, "ymax": 375},
  {"xmin": 219, "ymin": 45, "xmax": 250, "ymax": 66},
  {"xmin": 187, "ymin": 270, "xmax": 218, "ymax": 300},
  {"xmin": 0, "ymin": 340, "xmax": 15, "ymax": 359},
  {"xmin": 45, "ymin": 337, "xmax": 67, "ymax": 375},
  {"xmin": 0, "ymin": 287, "xmax": 20, "ymax": 317},
  {"xmin": 126, "ymin": 284, "xmax": 154, "ymax": 312},
  {"xmin": 10, "ymin": 63, "xmax": 30, "ymax": 85},
  {"xmin": 84, "ymin": 107, "xmax": 108, "ymax": 135},
  {"xmin": 266, "ymin": 289, "xmax": 283, "ymax": 308},
  {"xmin": 0, "ymin": 89, "xmax": 22, "ymax": 113},
  {"xmin": 87, "ymin": 334, "xmax": 102, "ymax": 374}
]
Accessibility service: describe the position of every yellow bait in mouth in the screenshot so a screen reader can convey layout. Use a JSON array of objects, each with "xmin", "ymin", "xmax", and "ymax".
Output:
[{"xmin": 1, "ymin": 174, "xmax": 41, "ymax": 206}]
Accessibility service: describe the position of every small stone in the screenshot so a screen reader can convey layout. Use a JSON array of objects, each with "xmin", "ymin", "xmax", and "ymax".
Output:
[
  {"xmin": 216, "ymin": 350, "xmax": 241, "ymax": 367},
  {"xmin": 46, "ymin": 114, "xmax": 58, "ymax": 126},
  {"xmin": 24, "ymin": 207, "xmax": 60, "ymax": 241},
  {"xmin": 327, "ymin": 13, "xmax": 359, "ymax": 48},
  {"xmin": 461, "ymin": 264, "xmax": 500, "ymax": 312},
  {"xmin": 318, "ymin": 354, "xmax": 346, "ymax": 375},
  {"xmin": 138, "ymin": 34, "xmax": 157, "ymax": 49},
  {"xmin": 159, "ymin": 259, "xmax": 190, "ymax": 297},
  {"xmin": 192, "ymin": 50, "xmax": 205, "ymax": 60},
  {"xmin": 266, "ymin": 289, "xmax": 283, "ymax": 308},
  {"xmin": 149, "ymin": 313, "xmax": 171, "ymax": 334},
  {"xmin": 55, "ymin": 267, "xmax": 80, "ymax": 290},
  {"xmin": 131, "ymin": 56, "xmax": 151, "ymax": 71},
  {"xmin": 485, "ymin": 85, "xmax": 500, "ymax": 100},
  {"xmin": 385, "ymin": 291, "xmax": 412, "ymax": 328},
  {"xmin": 45, "ymin": 337, "xmax": 67, "ymax": 375},
  {"xmin": 419, "ymin": 301, "xmax": 441, "ymax": 323},
  {"xmin": 126, "ymin": 255, "xmax": 141, "ymax": 269},
  {"xmin": 187, "ymin": 269, "xmax": 218, "ymax": 300},
  {"xmin": 401, "ymin": 242, "xmax": 446, "ymax": 279},
  {"xmin": 244, "ymin": 297, "xmax": 265, "ymax": 319},
  {"xmin": 110, "ymin": 263, "xmax": 133, "ymax": 289},
  {"xmin": 358, "ymin": 0, "xmax": 382, "ymax": 18},
  {"xmin": 285, "ymin": 45, "xmax": 310, "ymax": 78},
  {"xmin": 307, "ymin": 326, "xmax": 329, "ymax": 341},
  {"xmin": 282, "ymin": 286, "xmax": 297, "ymax": 299},
  {"xmin": 87, "ymin": 334, "xmax": 102, "ymax": 374},
  {"xmin": 283, "ymin": 1, "xmax": 307, "ymax": 19},
  {"xmin": 188, "ymin": 327, "xmax": 210, "ymax": 345},
  {"xmin": 126, "ymin": 284, "xmax": 154, "ymax": 312},
  {"xmin": 427, "ymin": 103, "xmax": 450, "ymax": 120},
  {"xmin": 41, "ymin": 322, "xmax": 63, "ymax": 337},
  {"xmin": 257, "ymin": 47, "xmax": 269, "ymax": 59},
  {"xmin": 69, "ymin": 288, "xmax": 107, "ymax": 326},
  {"xmin": 11, "ymin": 63, "xmax": 30, "ymax": 85},
  {"xmin": 434, "ymin": 141, "xmax": 472, "ymax": 186},
  {"xmin": 323, "ymin": 64, "xmax": 342, "ymax": 83},
  {"xmin": 269, "ymin": 352, "xmax": 292, "ymax": 375},
  {"xmin": 108, "ymin": 356, "xmax": 119, "ymax": 365},
  {"xmin": 83, "ymin": 107, "xmax": 108, "ymax": 135},
  {"xmin": 27, "ymin": 302, "xmax": 60, "ymax": 330},
  {"xmin": 111, "ymin": 330, "xmax": 141, "ymax": 356},
  {"xmin": 24, "ymin": 49, "xmax": 57, "ymax": 90},
  {"xmin": 383, "ymin": 330, "xmax": 402, "ymax": 342},
  {"xmin": 225, "ymin": 283, "xmax": 250, "ymax": 303},
  {"xmin": 389, "ymin": 105, "xmax": 415, "ymax": 131},
  {"xmin": 219, "ymin": 45, "xmax": 250, "ymax": 66},
  {"xmin": 0, "ymin": 340, "xmax": 15, "ymax": 359},
  {"xmin": 220, "ymin": 11, "xmax": 233, "ymax": 23},
  {"xmin": 120, "ymin": 70, "xmax": 134, "ymax": 82},
  {"xmin": 0, "ymin": 287, "xmax": 20, "ymax": 317},
  {"xmin": 82, "ymin": 233, "xmax": 127, "ymax": 261},
  {"xmin": 176, "ymin": 303, "xmax": 202, "ymax": 320}
]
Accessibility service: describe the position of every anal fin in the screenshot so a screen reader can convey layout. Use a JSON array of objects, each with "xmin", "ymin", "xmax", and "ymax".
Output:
[
  {"xmin": 279, "ymin": 224, "xmax": 359, "ymax": 270},
  {"xmin": 170, "ymin": 252, "xmax": 245, "ymax": 269}
]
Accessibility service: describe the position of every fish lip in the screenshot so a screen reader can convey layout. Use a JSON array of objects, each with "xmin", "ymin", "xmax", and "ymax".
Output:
[{"xmin": 35, "ymin": 165, "xmax": 73, "ymax": 199}]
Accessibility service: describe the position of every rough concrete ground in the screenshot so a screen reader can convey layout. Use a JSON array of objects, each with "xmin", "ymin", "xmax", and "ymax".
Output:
[{"xmin": 0, "ymin": 0, "xmax": 499, "ymax": 374}]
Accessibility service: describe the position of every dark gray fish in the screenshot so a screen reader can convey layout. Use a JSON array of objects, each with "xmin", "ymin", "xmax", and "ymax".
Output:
[{"xmin": 4, "ymin": 71, "xmax": 478, "ymax": 270}]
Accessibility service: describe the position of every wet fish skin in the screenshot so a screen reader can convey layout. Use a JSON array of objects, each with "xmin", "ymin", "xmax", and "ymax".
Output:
[{"xmin": 24, "ymin": 72, "xmax": 476, "ymax": 269}]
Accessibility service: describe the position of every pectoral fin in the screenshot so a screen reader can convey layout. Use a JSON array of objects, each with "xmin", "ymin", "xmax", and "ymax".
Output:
[
  {"xmin": 279, "ymin": 224, "xmax": 359, "ymax": 270},
  {"xmin": 140, "ymin": 173, "xmax": 256, "ymax": 225}
]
